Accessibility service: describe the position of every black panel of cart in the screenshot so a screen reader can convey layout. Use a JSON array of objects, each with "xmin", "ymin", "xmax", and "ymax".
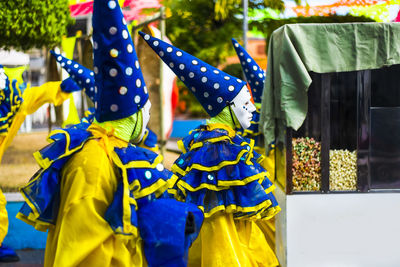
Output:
[{"xmin": 275, "ymin": 65, "xmax": 400, "ymax": 194}]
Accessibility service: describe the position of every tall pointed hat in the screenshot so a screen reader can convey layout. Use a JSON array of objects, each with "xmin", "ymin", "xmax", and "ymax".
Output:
[
  {"xmin": 231, "ymin": 38, "xmax": 265, "ymax": 103},
  {"xmin": 50, "ymin": 50, "xmax": 95, "ymax": 102},
  {"xmin": 92, "ymin": 0, "xmax": 148, "ymax": 122},
  {"xmin": 139, "ymin": 31, "xmax": 247, "ymax": 117}
]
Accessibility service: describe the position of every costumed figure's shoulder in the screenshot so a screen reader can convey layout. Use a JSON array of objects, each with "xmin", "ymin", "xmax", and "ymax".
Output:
[
  {"xmin": 17, "ymin": 126, "xmax": 93, "ymax": 231},
  {"xmin": 172, "ymin": 123, "xmax": 280, "ymax": 220},
  {"xmin": 137, "ymin": 128, "xmax": 159, "ymax": 152}
]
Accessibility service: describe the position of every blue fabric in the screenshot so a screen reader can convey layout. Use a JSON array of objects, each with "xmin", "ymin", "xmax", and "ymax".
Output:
[
  {"xmin": 137, "ymin": 198, "xmax": 203, "ymax": 267},
  {"xmin": 19, "ymin": 126, "xmax": 91, "ymax": 225},
  {"xmin": 0, "ymin": 66, "xmax": 23, "ymax": 134},
  {"xmin": 0, "ymin": 245, "xmax": 19, "ymax": 262},
  {"xmin": 139, "ymin": 31, "xmax": 247, "ymax": 117},
  {"xmin": 104, "ymin": 182, "xmax": 138, "ymax": 234},
  {"xmin": 173, "ymin": 125, "xmax": 279, "ymax": 219},
  {"xmin": 50, "ymin": 51, "xmax": 95, "ymax": 102},
  {"xmin": 143, "ymin": 128, "xmax": 158, "ymax": 149},
  {"xmin": 231, "ymin": 38, "xmax": 265, "ymax": 103},
  {"xmin": 60, "ymin": 77, "xmax": 85, "ymax": 93},
  {"xmin": 80, "ymin": 107, "xmax": 96, "ymax": 124},
  {"xmin": 92, "ymin": 0, "xmax": 148, "ymax": 122}
]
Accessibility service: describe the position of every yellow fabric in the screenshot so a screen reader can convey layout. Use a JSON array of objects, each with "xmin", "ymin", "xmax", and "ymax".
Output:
[
  {"xmin": 207, "ymin": 105, "xmax": 239, "ymax": 129},
  {"xmin": 188, "ymin": 212, "xmax": 279, "ymax": 267},
  {"xmin": 255, "ymin": 144, "xmax": 277, "ymax": 250},
  {"xmin": 0, "ymin": 189, "xmax": 8, "ymax": 246},
  {"xmin": 256, "ymin": 146, "xmax": 276, "ymax": 183},
  {"xmin": 4, "ymin": 66, "xmax": 28, "ymax": 85},
  {"xmin": 61, "ymin": 36, "xmax": 78, "ymax": 59},
  {"xmin": 44, "ymin": 135, "xmax": 146, "ymax": 267},
  {"xmin": 0, "ymin": 81, "xmax": 69, "ymax": 164},
  {"xmin": 62, "ymin": 94, "xmax": 80, "ymax": 127},
  {"xmin": 257, "ymin": 219, "xmax": 276, "ymax": 252}
]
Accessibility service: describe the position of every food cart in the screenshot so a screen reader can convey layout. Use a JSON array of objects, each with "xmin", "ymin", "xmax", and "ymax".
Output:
[{"xmin": 260, "ymin": 22, "xmax": 400, "ymax": 267}]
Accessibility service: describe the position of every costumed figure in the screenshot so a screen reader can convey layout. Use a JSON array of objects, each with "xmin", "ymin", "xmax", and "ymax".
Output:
[
  {"xmin": 140, "ymin": 32, "xmax": 280, "ymax": 267},
  {"xmin": 50, "ymin": 50, "xmax": 159, "ymax": 152},
  {"xmin": 0, "ymin": 65, "xmax": 83, "ymax": 262},
  {"xmin": 17, "ymin": 0, "xmax": 202, "ymax": 266},
  {"xmin": 231, "ymin": 38, "xmax": 275, "ymax": 179},
  {"xmin": 232, "ymin": 38, "xmax": 278, "ymax": 261}
]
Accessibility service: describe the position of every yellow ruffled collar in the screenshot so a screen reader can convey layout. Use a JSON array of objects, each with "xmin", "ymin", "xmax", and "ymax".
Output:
[{"xmin": 206, "ymin": 123, "xmax": 236, "ymax": 138}]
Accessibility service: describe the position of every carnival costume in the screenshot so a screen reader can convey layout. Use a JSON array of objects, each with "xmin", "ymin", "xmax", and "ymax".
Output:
[
  {"xmin": 17, "ymin": 1, "xmax": 202, "ymax": 266},
  {"xmin": 0, "ymin": 65, "xmax": 83, "ymax": 262},
  {"xmin": 232, "ymin": 38, "xmax": 278, "ymax": 264},
  {"xmin": 141, "ymin": 32, "xmax": 280, "ymax": 267},
  {"xmin": 50, "ymin": 50, "xmax": 159, "ymax": 152}
]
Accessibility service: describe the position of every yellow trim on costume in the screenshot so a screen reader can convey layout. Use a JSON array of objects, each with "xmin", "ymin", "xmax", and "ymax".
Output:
[
  {"xmin": 111, "ymin": 152, "xmax": 177, "ymax": 199},
  {"xmin": 33, "ymin": 129, "xmax": 91, "ymax": 169},
  {"xmin": 198, "ymin": 199, "xmax": 273, "ymax": 219},
  {"xmin": 0, "ymin": 123, "xmax": 9, "ymax": 130},
  {"xmin": 175, "ymin": 171, "xmax": 269, "ymax": 193},
  {"xmin": 206, "ymin": 123, "xmax": 236, "ymax": 138},
  {"xmin": 177, "ymin": 139, "xmax": 187, "ymax": 154},
  {"xmin": 19, "ymin": 169, "xmax": 45, "ymax": 220},
  {"xmin": 113, "ymin": 151, "xmax": 164, "ymax": 170},
  {"xmin": 16, "ymin": 212, "xmax": 53, "ymax": 232},
  {"xmin": 134, "ymin": 178, "xmax": 168, "ymax": 199},
  {"xmin": 177, "ymin": 180, "xmax": 229, "ymax": 193},
  {"xmin": 189, "ymin": 135, "xmax": 232, "ymax": 150},
  {"xmin": 172, "ymin": 148, "xmax": 250, "ymax": 176}
]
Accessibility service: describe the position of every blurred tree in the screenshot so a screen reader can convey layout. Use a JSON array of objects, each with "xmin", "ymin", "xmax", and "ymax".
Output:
[
  {"xmin": 0, "ymin": 0, "xmax": 73, "ymax": 51},
  {"xmin": 164, "ymin": 0, "xmax": 283, "ymax": 66}
]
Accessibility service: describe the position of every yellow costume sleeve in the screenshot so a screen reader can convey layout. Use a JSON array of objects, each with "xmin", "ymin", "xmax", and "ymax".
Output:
[
  {"xmin": 22, "ymin": 81, "xmax": 69, "ymax": 115},
  {"xmin": 0, "ymin": 189, "xmax": 8, "ymax": 245},
  {"xmin": 44, "ymin": 139, "xmax": 145, "ymax": 267},
  {"xmin": 0, "ymin": 81, "xmax": 69, "ymax": 164}
]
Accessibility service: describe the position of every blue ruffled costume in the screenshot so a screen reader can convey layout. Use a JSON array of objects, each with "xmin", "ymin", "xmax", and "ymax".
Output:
[
  {"xmin": 172, "ymin": 124, "xmax": 280, "ymax": 220},
  {"xmin": 0, "ymin": 80, "xmax": 22, "ymax": 135}
]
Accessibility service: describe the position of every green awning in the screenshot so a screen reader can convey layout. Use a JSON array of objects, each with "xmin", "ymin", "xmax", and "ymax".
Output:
[{"xmin": 260, "ymin": 22, "xmax": 400, "ymax": 148}]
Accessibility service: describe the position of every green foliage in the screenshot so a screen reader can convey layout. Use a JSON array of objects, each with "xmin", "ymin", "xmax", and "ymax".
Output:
[
  {"xmin": 222, "ymin": 63, "xmax": 244, "ymax": 79},
  {"xmin": 164, "ymin": 0, "xmax": 283, "ymax": 66},
  {"xmin": 0, "ymin": 0, "xmax": 73, "ymax": 51},
  {"xmin": 251, "ymin": 15, "xmax": 376, "ymax": 52},
  {"xmin": 164, "ymin": 0, "xmax": 283, "ymax": 117}
]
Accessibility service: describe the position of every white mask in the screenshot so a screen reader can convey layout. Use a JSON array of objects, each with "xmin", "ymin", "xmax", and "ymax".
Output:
[
  {"xmin": 231, "ymin": 86, "xmax": 256, "ymax": 129},
  {"xmin": 0, "ymin": 69, "xmax": 7, "ymax": 90},
  {"xmin": 138, "ymin": 99, "xmax": 151, "ymax": 141}
]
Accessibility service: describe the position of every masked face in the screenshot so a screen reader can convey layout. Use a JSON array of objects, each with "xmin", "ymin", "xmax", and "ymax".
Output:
[
  {"xmin": 231, "ymin": 86, "xmax": 256, "ymax": 129},
  {"xmin": 139, "ymin": 99, "xmax": 151, "ymax": 141},
  {"xmin": 0, "ymin": 68, "xmax": 8, "ymax": 90}
]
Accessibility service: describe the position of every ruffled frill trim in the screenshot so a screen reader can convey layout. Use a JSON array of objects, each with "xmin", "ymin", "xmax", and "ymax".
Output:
[
  {"xmin": 18, "ymin": 125, "xmax": 93, "ymax": 232},
  {"xmin": 137, "ymin": 128, "xmax": 159, "ymax": 152},
  {"xmin": 171, "ymin": 124, "xmax": 280, "ymax": 220}
]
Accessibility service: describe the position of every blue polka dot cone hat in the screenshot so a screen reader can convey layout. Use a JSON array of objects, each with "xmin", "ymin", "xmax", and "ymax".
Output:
[
  {"xmin": 92, "ymin": 0, "xmax": 148, "ymax": 122},
  {"xmin": 231, "ymin": 38, "xmax": 265, "ymax": 103},
  {"xmin": 139, "ymin": 31, "xmax": 247, "ymax": 117},
  {"xmin": 50, "ymin": 50, "xmax": 95, "ymax": 102}
]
